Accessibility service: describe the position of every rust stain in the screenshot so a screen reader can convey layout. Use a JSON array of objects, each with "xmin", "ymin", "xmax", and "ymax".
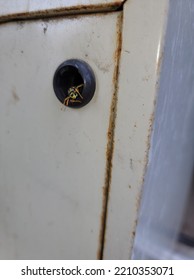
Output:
[
  {"xmin": 97, "ymin": 12, "xmax": 123, "ymax": 260},
  {"xmin": 127, "ymin": 39, "xmax": 164, "ymax": 255},
  {"xmin": 128, "ymin": 111, "xmax": 156, "ymax": 258},
  {"xmin": 144, "ymin": 112, "xmax": 155, "ymax": 172},
  {"xmin": 129, "ymin": 218, "xmax": 138, "ymax": 251},
  {"xmin": 156, "ymin": 50, "xmax": 164, "ymax": 77},
  {"xmin": 0, "ymin": 2, "xmax": 123, "ymax": 24}
]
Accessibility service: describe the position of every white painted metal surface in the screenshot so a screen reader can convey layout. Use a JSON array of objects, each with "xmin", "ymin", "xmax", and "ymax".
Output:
[
  {"xmin": 0, "ymin": 0, "xmax": 124, "ymax": 19},
  {"xmin": 103, "ymin": 0, "xmax": 169, "ymax": 259},
  {"xmin": 0, "ymin": 12, "xmax": 121, "ymax": 259}
]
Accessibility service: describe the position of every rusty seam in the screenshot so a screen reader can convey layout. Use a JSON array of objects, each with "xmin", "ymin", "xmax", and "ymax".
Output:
[
  {"xmin": 97, "ymin": 11, "xmax": 124, "ymax": 260},
  {"xmin": 0, "ymin": 2, "xmax": 124, "ymax": 24}
]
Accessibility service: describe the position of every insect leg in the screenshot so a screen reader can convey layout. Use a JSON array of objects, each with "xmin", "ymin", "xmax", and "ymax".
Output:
[
  {"xmin": 70, "ymin": 99, "xmax": 81, "ymax": 103},
  {"xmin": 75, "ymin": 84, "xmax": 84, "ymax": 99},
  {"xmin": 77, "ymin": 84, "xmax": 84, "ymax": 89},
  {"xmin": 64, "ymin": 96, "xmax": 70, "ymax": 106}
]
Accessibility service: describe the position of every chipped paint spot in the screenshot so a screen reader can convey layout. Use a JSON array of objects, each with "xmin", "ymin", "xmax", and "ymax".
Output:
[
  {"xmin": 43, "ymin": 26, "xmax": 47, "ymax": 34},
  {"xmin": 42, "ymin": 22, "xmax": 48, "ymax": 34},
  {"xmin": 12, "ymin": 88, "xmax": 20, "ymax": 104},
  {"xmin": 17, "ymin": 21, "xmax": 24, "ymax": 29},
  {"xmin": 97, "ymin": 12, "xmax": 123, "ymax": 260}
]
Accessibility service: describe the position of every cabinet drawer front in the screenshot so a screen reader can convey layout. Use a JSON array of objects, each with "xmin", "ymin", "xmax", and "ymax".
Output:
[
  {"xmin": 0, "ymin": 12, "xmax": 122, "ymax": 259},
  {"xmin": 0, "ymin": 0, "xmax": 124, "ymax": 21}
]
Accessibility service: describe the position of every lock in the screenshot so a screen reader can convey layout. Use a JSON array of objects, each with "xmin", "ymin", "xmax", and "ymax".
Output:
[{"xmin": 53, "ymin": 59, "xmax": 96, "ymax": 108}]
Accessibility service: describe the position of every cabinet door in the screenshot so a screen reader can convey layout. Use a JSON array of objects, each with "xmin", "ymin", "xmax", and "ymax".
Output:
[{"xmin": 0, "ymin": 12, "xmax": 122, "ymax": 259}]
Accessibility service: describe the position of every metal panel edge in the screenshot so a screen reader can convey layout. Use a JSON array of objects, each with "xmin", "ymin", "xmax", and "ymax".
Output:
[{"xmin": 103, "ymin": 0, "xmax": 169, "ymax": 259}]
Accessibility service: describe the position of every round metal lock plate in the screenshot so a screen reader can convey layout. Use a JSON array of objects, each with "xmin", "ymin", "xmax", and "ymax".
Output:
[{"xmin": 53, "ymin": 59, "xmax": 96, "ymax": 108}]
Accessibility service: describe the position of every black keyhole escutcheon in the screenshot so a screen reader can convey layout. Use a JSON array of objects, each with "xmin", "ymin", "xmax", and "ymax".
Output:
[{"xmin": 53, "ymin": 59, "xmax": 96, "ymax": 108}]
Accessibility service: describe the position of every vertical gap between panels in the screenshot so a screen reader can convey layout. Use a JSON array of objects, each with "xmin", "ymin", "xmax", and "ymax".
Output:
[{"xmin": 97, "ymin": 10, "xmax": 124, "ymax": 260}]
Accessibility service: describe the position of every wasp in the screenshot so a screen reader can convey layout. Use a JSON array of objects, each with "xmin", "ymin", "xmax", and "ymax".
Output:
[{"xmin": 63, "ymin": 84, "xmax": 84, "ymax": 106}]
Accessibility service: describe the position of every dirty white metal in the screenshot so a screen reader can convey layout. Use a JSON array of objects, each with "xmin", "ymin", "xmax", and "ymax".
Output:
[
  {"xmin": 103, "ymin": 0, "xmax": 169, "ymax": 259},
  {"xmin": 0, "ymin": 12, "xmax": 121, "ymax": 259},
  {"xmin": 0, "ymin": 0, "xmax": 124, "ymax": 20}
]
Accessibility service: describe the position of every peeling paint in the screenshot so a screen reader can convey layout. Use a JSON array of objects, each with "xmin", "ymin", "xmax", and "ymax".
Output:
[{"xmin": 97, "ymin": 12, "xmax": 123, "ymax": 260}]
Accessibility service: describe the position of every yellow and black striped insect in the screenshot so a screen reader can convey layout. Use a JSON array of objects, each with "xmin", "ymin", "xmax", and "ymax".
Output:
[{"xmin": 63, "ymin": 84, "xmax": 84, "ymax": 106}]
